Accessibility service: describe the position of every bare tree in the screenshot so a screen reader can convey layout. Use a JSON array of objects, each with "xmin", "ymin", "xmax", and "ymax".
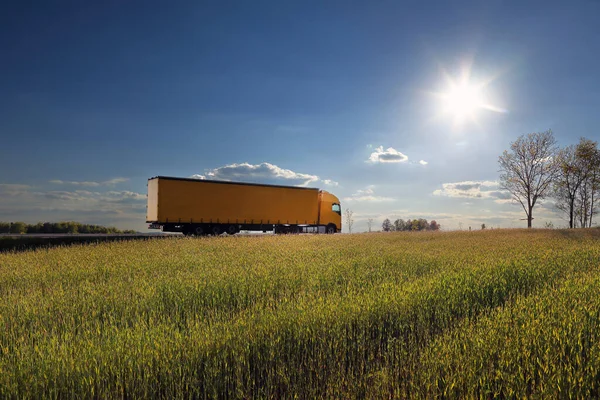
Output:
[
  {"xmin": 498, "ymin": 130, "xmax": 559, "ymax": 228},
  {"xmin": 553, "ymin": 138, "xmax": 600, "ymax": 228},
  {"xmin": 367, "ymin": 218, "xmax": 373, "ymax": 232},
  {"xmin": 344, "ymin": 208, "xmax": 354, "ymax": 233}
]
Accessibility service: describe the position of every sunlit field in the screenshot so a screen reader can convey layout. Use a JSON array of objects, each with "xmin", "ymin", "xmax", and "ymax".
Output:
[{"xmin": 1, "ymin": 229, "xmax": 600, "ymax": 398}]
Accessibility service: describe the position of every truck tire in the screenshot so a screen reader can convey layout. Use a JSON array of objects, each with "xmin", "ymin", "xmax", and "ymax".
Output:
[
  {"xmin": 211, "ymin": 225, "xmax": 222, "ymax": 236},
  {"xmin": 326, "ymin": 224, "xmax": 336, "ymax": 234},
  {"xmin": 194, "ymin": 226, "xmax": 205, "ymax": 236},
  {"xmin": 226, "ymin": 225, "xmax": 238, "ymax": 235}
]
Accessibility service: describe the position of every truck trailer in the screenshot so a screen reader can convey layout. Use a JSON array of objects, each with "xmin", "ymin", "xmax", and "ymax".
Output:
[{"xmin": 146, "ymin": 176, "xmax": 342, "ymax": 235}]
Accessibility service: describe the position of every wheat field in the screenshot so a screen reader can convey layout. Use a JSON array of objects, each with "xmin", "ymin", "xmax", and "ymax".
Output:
[{"xmin": 1, "ymin": 229, "xmax": 599, "ymax": 398}]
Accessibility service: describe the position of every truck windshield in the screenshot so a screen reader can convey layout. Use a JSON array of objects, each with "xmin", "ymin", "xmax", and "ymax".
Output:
[{"xmin": 332, "ymin": 203, "xmax": 341, "ymax": 215}]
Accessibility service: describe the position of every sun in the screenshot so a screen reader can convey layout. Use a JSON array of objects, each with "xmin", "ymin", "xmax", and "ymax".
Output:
[
  {"xmin": 443, "ymin": 82, "xmax": 483, "ymax": 119},
  {"xmin": 427, "ymin": 61, "xmax": 508, "ymax": 128}
]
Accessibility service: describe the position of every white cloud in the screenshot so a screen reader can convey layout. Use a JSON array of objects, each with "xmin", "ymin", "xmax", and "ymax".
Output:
[
  {"xmin": 344, "ymin": 185, "xmax": 395, "ymax": 202},
  {"xmin": 0, "ymin": 184, "xmax": 31, "ymax": 190},
  {"xmin": 419, "ymin": 160, "xmax": 428, "ymax": 165},
  {"xmin": 433, "ymin": 180, "xmax": 511, "ymax": 202},
  {"xmin": 368, "ymin": 146, "xmax": 409, "ymax": 163},
  {"xmin": 104, "ymin": 178, "xmax": 129, "ymax": 185},
  {"xmin": 49, "ymin": 177, "xmax": 129, "ymax": 187},
  {"xmin": 191, "ymin": 162, "xmax": 337, "ymax": 188},
  {"xmin": 0, "ymin": 184, "xmax": 31, "ymax": 197}
]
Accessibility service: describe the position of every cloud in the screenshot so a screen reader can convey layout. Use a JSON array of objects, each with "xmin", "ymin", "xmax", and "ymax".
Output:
[
  {"xmin": 419, "ymin": 160, "xmax": 428, "ymax": 165},
  {"xmin": 0, "ymin": 184, "xmax": 31, "ymax": 197},
  {"xmin": 322, "ymin": 179, "xmax": 339, "ymax": 187},
  {"xmin": 368, "ymin": 146, "xmax": 408, "ymax": 163},
  {"xmin": 344, "ymin": 186, "xmax": 395, "ymax": 202},
  {"xmin": 49, "ymin": 177, "xmax": 129, "ymax": 187},
  {"xmin": 0, "ymin": 186, "xmax": 146, "ymax": 220},
  {"xmin": 433, "ymin": 180, "xmax": 511, "ymax": 202},
  {"xmin": 0, "ymin": 184, "xmax": 31, "ymax": 190},
  {"xmin": 191, "ymin": 162, "xmax": 337, "ymax": 188}
]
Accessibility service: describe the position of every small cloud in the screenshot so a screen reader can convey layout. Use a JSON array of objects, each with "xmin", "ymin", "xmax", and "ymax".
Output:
[
  {"xmin": 433, "ymin": 180, "xmax": 510, "ymax": 201},
  {"xmin": 49, "ymin": 180, "xmax": 100, "ymax": 187},
  {"xmin": 488, "ymin": 191, "xmax": 512, "ymax": 200},
  {"xmin": 322, "ymin": 179, "xmax": 339, "ymax": 187},
  {"xmin": 104, "ymin": 178, "xmax": 129, "ymax": 185},
  {"xmin": 0, "ymin": 183, "xmax": 31, "ymax": 193},
  {"xmin": 419, "ymin": 160, "xmax": 428, "ymax": 165},
  {"xmin": 344, "ymin": 185, "xmax": 395, "ymax": 202},
  {"xmin": 368, "ymin": 146, "xmax": 408, "ymax": 163},
  {"xmin": 49, "ymin": 178, "xmax": 129, "ymax": 187}
]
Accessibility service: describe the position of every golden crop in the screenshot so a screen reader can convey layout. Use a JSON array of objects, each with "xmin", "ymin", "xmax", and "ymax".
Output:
[{"xmin": 1, "ymin": 229, "xmax": 599, "ymax": 398}]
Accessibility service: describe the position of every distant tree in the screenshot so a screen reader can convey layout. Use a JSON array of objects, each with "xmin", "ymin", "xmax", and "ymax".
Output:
[
  {"xmin": 382, "ymin": 218, "xmax": 392, "ymax": 232},
  {"xmin": 575, "ymin": 139, "xmax": 600, "ymax": 227},
  {"xmin": 0, "ymin": 222, "xmax": 10, "ymax": 234},
  {"xmin": 66, "ymin": 222, "xmax": 79, "ymax": 234},
  {"xmin": 394, "ymin": 219, "xmax": 406, "ymax": 232},
  {"xmin": 553, "ymin": 138, "xmax": 600, "ymax": 228},
  {"xmin": 9, "ymin": 222, "xmax": 27, "ymax": 234},
  {"xmin": 344, "ymin": 209, "xmax": 354, "ymax": 233},
  {"xmin": 429, "ymin": 220, "xmax": 440, "ymax": 231},
  {"xmin": 411, "ymin": 220, "xmax": 420, "ymax": 231},
  {"xmin": 367, "ymin": 218, "xmax": 374, "ymax": 233},
  {"xmin": 499, "ymin": 130, "xmax": 559, "ymax": 228},
  {"xmin": 481, "ymin": 223, "xmax": 486, "ymax": 230},
  {"xmin": 544, "ymin": 221, "xmax": 555, "ymax": 229},
  {"xmin": 417, "ymin": 219, "xmax": 428, "ymax": 231}
]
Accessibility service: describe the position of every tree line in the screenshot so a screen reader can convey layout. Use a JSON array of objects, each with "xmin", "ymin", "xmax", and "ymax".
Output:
[
  {"xmin": 499, "ymin": 131, "xmax": 600, "ymax": 228},
  {"xmin": 0, "ymin": 221, "xmax": 137, "ymax": 234},
  {"xmin": 381, "ymin": 218, "xmax": 441, "ymax": 232}
]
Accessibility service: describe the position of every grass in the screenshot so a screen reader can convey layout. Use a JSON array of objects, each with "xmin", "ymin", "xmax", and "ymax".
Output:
[{"xmin": 1, "ymin": 229, "xmax": 599, "ymax": 398}]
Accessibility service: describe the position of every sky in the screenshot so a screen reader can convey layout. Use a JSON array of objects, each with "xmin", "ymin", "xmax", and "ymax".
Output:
[{"xmin": 1, "ymin": 0, "xmax": 600, "ymax": 232}]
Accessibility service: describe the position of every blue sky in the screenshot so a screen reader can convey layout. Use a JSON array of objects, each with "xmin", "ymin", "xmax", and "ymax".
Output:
[{"xmin": 1, "ymin": 0, "xmax": 599, "ymax": 231}]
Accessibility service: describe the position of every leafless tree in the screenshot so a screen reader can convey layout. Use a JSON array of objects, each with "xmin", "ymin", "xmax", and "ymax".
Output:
[
  {"xmin": 367, "ymin": 218, "xmax": 373, "ymax": 232},
  {"xmin": 498, "ymin": 130, "xmax": 559, "ymax": 228},
  {"xmin": 344, "ymin": 208, "xmax": 354, "ymax": 233},
  {"xmin": 553, "ymin": 138, "xmax": 600, "ymax": 228}
]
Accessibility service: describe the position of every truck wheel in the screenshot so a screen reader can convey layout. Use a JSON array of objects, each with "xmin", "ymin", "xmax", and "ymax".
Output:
[
  {"xmin": 326, "ymin": 224, "xmax": 336, "ymax": 234},
  {"xmin": 211, "ymin": 225, "xmax": 222, "ymax": 236},
  {"xmin": 194, "ymin": 226, "xmax": 205, "ymax": 236},
  {"xmin": 226, "ymin": 225, "xmax": 238, "ymax": 235}
]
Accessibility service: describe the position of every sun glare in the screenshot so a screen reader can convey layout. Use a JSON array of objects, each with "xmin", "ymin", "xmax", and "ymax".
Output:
[
  {"xmin": 427, "ymin": 61, "xmax": 508, "ymax": 128},
  {"xmin": 443, "ymin": 83, "xmax": 483, "ymax": 119}
]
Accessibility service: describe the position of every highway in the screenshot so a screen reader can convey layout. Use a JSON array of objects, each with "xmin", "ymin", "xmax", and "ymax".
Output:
[
  {"xmin": 0, "ymin": 233, "xmax": 175, "ymax": 253},
  {"xmin": 0, "ymin": 233, "xmax": 174, "ymax": 238}
]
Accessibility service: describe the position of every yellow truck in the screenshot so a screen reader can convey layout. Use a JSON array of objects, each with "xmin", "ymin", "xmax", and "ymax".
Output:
[{"xmin": 146, "ymin": 176, "xmax": 342, "ymax": 235}]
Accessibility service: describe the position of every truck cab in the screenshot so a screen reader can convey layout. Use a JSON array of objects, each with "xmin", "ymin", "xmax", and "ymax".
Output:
[{"xmin": 319, "ymin": 190, "xmax": 342, "ymax": 233}]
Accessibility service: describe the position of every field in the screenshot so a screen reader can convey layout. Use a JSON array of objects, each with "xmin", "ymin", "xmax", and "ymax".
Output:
[{"xmin": 1, "ymin": 229, "xmax": 600, "ymax": 398}]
